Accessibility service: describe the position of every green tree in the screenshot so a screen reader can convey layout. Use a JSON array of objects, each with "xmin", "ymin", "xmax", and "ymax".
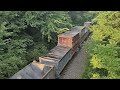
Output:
[
  {"xmin": 83, "ymin": 11, "xmax": 120, "ymax": 79},
  {"xmin": 68, "ymin": 11, "xmax": 96, "ymax": 25},
  {"xmin": 0, "ymin": 11, "xmax": 72, "ymax": 79}
]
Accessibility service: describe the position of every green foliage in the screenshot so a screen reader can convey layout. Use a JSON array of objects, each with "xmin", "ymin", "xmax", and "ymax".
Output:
[
  {"xmin": 91, "ymin": 73, "xmax": 101, "ymax": 79},
  {"xmin": 25, "ymin": 42, "xmax": 48, "ymax": 62},
  {"xmin": 83, "ymin": 11, "xmax": 120, "ymax": 79},
  {"xmin": 0, "ymin": 54, "xmax": 27, "ymax": 79},
  {"xmin": 82, "ymin": 61, "xmax": 93, "ymax": 79},
  {"xmin": 68, "ymin": 11, "xmax": 96, "ymax": 25},
  {"xmin": 24, "ymin": 11, "xmax": 72, "ymax": 42},
  {"xmin": 0, "ymin": 11, "xmax": 72, "ymax": 79}
]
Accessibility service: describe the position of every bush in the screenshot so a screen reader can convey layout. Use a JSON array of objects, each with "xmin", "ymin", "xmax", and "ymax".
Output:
[{"xmin": 83, "ymin": 11, "xmax": 120, "ymax": 79}]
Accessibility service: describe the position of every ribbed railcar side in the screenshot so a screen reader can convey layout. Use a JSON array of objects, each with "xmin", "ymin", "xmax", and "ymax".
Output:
[
  {"xmin": 72, "ymin": 26, "xmax": 90, "ymax": 47},
  {"xmin": 39, "ymin": 46, "xmax": 71, "ymax": 78},
  {"xmin": 39, "ymin": 26, "xmax": 89, "ymax": 78}
]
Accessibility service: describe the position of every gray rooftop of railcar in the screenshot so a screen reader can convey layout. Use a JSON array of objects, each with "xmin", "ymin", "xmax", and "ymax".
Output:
[{"xmin": 58, "ymin": 26, "xmax": 85, "ymax": 37}]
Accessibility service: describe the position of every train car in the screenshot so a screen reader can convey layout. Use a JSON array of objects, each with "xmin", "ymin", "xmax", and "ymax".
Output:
[
  {"xmin": 69, "ymin": 26, "xmax": 90, "ymax": 49},
  {"xmin": 71, "ymin": 26, "xmax": 86, "ymax": 38},
  {"xmin": 79, "ymin": 27, "xmax": 90, "ymax": 47},
  {"xmin": 57, "ymin": 30, "xmax": 80, "ymax": 48},
  {"xmin": 10, "ymin": 61, "xmax": 55, "ymax": 79},
  {"xmin": 58, "ymin": 26, "xmax": 88, "ymax": 48},
  {"xmin": 39, "ymin": 46, "xmax": 72, "ymax": 78}
]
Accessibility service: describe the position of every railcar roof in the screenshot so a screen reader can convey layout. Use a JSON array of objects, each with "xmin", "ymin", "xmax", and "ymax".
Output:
[
  {"xmin": 71, "ymin": 26, "xmax": 85, "ymax": 30},
  {"xmin": 58, "ymin": 26, "xmax": 85, "ymax": 37},
  {"xmin": 42, "ymin": 46, "xmax": 71, "ymax": 61}
]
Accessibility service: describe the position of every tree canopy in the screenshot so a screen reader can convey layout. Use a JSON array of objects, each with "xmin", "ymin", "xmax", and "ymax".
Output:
[
  {"xmin": 0, "ymin": 11, "xmax": 95, "ymax": 79},
  {"xmin": 83, "ymin": 11, "xmax": 120, "ymax": 79},
  {"xmin": 0, "ymin": 11, "xmax": 72, "ymax": 78}
]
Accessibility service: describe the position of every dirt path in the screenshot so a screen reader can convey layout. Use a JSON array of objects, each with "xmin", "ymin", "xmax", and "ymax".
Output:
[{"xmin": 60, "ymin": 46, "xmax": 89, "ymax": 79}]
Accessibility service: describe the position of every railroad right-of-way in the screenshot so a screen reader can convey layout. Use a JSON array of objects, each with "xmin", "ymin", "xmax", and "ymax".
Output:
[
  {"xmin": 60, "ymin": 46, "xmax": 89, "ymax": 79},
  {"xmin": 60, "ymin": 35, "xmax": 91, "ymax": 79}
]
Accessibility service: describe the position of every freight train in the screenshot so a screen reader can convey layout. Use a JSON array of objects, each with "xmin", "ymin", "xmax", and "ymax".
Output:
[{"xmin": 10, "ymin": 22, "xmax": 92, "ymax": 79}]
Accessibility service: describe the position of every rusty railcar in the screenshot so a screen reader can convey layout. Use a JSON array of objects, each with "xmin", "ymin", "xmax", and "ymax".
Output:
[
  {"xmin": 39, "ymin": 46, "xmax": 72, "ymax": 78},
  {"xmin": 71, "ymin": 26, "xmax": 90, "ymax": 46},
  {"xmin": 57, "ymin": 26, "xmax": 86, "ymax": 48},
  {"xmin": 10, "ymin": 61, "xmax": 55, "ymax": 79},
  {"xmin": 58, "ymin": 29, "xmax": 80, "ymax": 48},
  {"xmin": 71, "ymin": 26, "xmax": 86, "ymax": 38}
]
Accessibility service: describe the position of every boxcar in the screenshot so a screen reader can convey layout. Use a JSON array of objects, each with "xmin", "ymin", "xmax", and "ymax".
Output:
[
  {"xmin": 71, "ymin": 26, "xmax": 86, "ymax": 38},
  {"xmin": 58, "ymin": 29, "xmax": 80, "ymax": 48}
]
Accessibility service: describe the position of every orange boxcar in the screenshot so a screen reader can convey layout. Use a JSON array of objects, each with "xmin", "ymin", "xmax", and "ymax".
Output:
[{"xmin": 57, "ymin": 30, "xmax": 80, "ymax": 48}]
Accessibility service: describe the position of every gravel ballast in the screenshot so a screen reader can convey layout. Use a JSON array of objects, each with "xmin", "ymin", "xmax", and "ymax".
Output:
[{"xmin": 60, "ymin": 47, "xmax": 89, "ymax": 79}]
